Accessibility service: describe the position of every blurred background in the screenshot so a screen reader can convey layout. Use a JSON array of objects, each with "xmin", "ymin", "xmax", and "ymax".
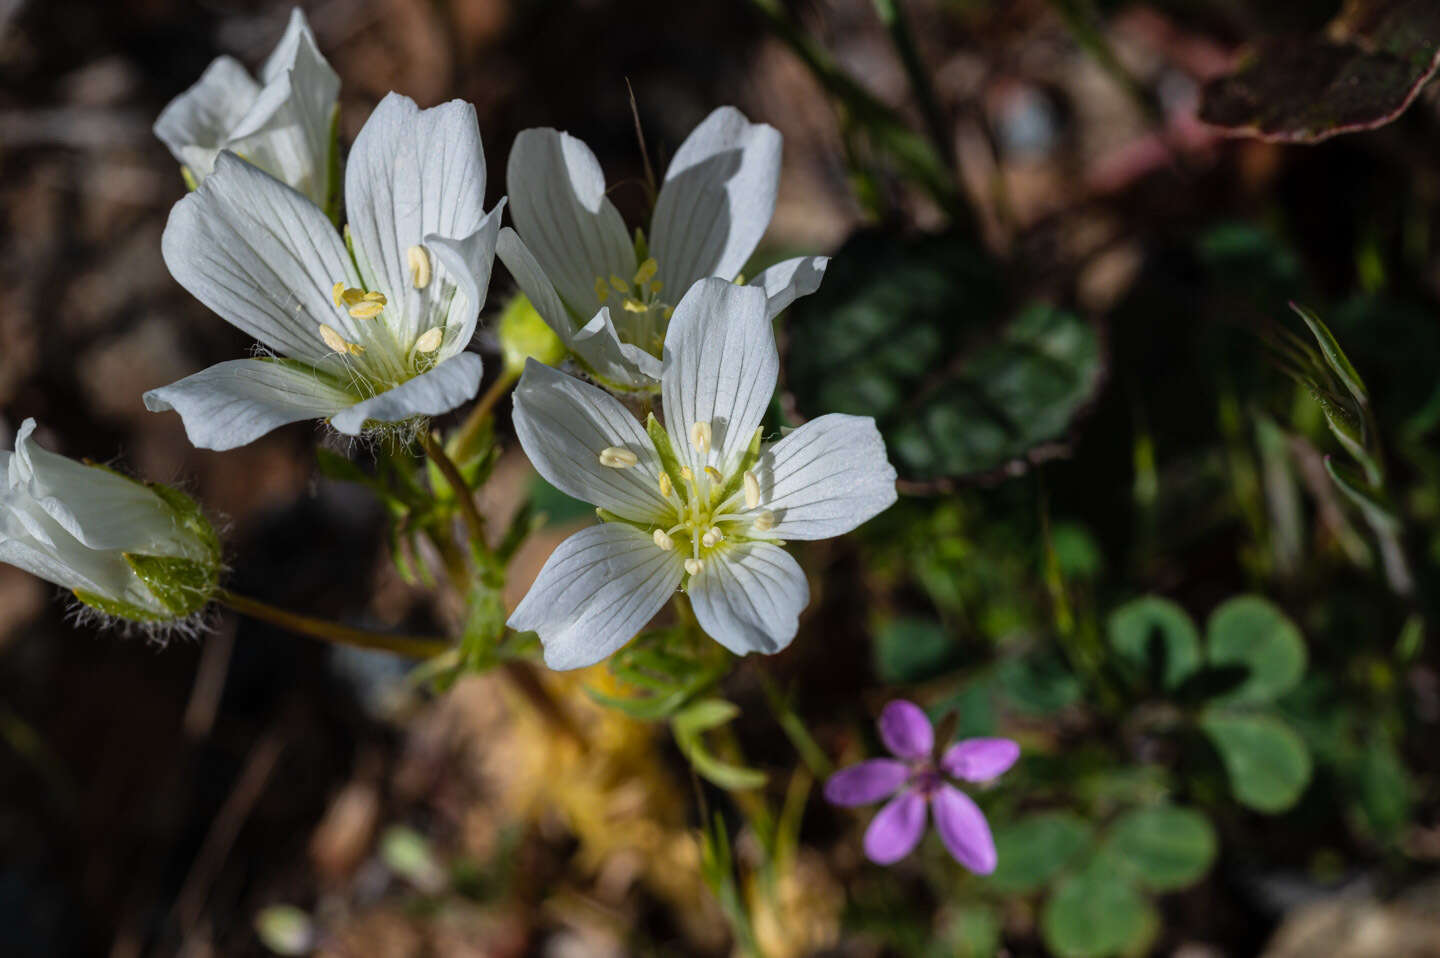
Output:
[{"xmin": 2, "ymin": 0, "xmax": 1439, "ymax": 956}]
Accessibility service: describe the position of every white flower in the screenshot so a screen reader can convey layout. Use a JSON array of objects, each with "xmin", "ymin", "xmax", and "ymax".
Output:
[
  {"xmin": 145, "ymin": 93, "xmax": 505, "ymax": 450},
  {"xmin": 508, "ymin": 278, "xmax": 898, "ymax": 669},
  {"xmin": 498, "ymin": 106, "xmax": 829, "ymax": 391},
  {"xmin": 0, "ymin": 419, "xmax": 220, "ymax": 624},
  {"xmin": 154, "ymin": 8, "xmax": 340, "ymax": 209}
]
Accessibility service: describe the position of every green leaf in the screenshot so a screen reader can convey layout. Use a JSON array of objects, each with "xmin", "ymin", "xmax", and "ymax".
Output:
[
  {"xmin": 1205, "ymin": 596, "xmax": 1306, "ymax": 705},
  {"xmin": 671, "ymin": 699, "xmax": 767, "ymax": 791},
  {"xmin": 995, "ymin": 651, "xmax": 1082, "ymax": 716},
  {"xmin": 1356, "ymin": 734, "xmax": 1411, "ymax": 841},
  {"xmin": 1200, "ymin": 710, "xmax": 1313, "ymax": 813},
  {"xmin": 1106, "ymin": 596, "xmax": 1201, "ymax": 692},
  {"xmin": 1199, "ymin": 1, "xmax": 1440, "ymax": 143},
  {"xmin": 874, "ymin": 616, "xmax": 961, "ymax": 684},
  {"xmin": 783, "ymin": 229, "xmax": 1102, "ymax": 481},
  {"xmin": 1041, "ymin": 853, "xmax": 1154, "ymax": 958},
  {"xmin": 1324, "ymin": 456, "xmax": 1401, "ymax": 533},
  {"xmin": 1103, "ymin": 805, "xmax": 1217, "ymax": 892},
  {"xmin": 528, "ymin": 476, "xmax": 594, "ymax": 527},
  {"xmin": 1291, "ymin": 303, "xmax": 1369, "ymax": 407},
  {"xmin": 938, "ymin": 904, "xmax": 1002, "ymax": 958},
  {"xmin": 985, "ymin": 811, "xmax": 1095, "ymax": 894}
]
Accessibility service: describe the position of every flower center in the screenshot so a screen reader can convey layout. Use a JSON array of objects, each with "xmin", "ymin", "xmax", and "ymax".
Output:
[
  {"xmin": 909, "ymin": 764, "xmax": 943, "ymax": 798},
  {"xmin": 593, "ymin": 256, "xmax": 673, "ymax": 356}
]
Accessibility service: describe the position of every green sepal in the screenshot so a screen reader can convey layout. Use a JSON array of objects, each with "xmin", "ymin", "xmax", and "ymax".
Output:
[
  {"xmin": 646, "ymin": 413, "xmax": 689, "ymax": 506},
  {"xmin": 711, "ymin": 426, "xmax": 764, "ymax": 508},
  {"xmin": 1291, "ymin": 302, "xmax": 1368, "ymax": 407},
  {"xmin": 72, "ymin": 589, "xmax": 170, "ymax": 623},
  {"xmin": 595, "ymin": 507, "xmax": 652, "ymax": 531},
  {"xmin": 324, "ymin": 105, "xmax": 343, "ymax": 227},
  {"xmin": 124, "ymin": 553, "xmax": 218, "ymax": 617},
  {"xmin": 633, "ymin": 227, "xmax": 650, "ymax": 263},
  {"xmin": 180, "ymin": 166, "xmax": 200, "ymax": 192},
  {"xmin": 147, "ymin": 482, "xmax": 221, "ymax": 563}
]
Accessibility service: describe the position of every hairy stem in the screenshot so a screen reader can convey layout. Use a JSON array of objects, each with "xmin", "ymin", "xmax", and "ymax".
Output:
[{"xmin": 420, "ymin": 429, "xmax": 487, "ymax": 545}]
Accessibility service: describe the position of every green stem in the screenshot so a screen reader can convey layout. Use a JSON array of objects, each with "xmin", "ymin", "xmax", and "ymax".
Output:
[
  {"xmin": 420, "ymin": 430, "xmax": 487, "ymax": 545},
  {"xmin": 452, "ymin": 369, "xmax": 519, "ymax": 462},
  {"xmin": 216, "ymin": 589, "xmax": 451, "ymax": 659},
  {"xmin": 872, "ymin": 0, "xmax": 955, "ymax": 172}
]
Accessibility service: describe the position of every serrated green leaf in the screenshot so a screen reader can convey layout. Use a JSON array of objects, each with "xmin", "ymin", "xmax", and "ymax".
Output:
[
  {"xmin": 1107, "ymin": 596, "xmax": 1201, "ymax": 692},
  {"xmin": 985, "ymin": 811, "xmax": 1094, "ymax": 894},
  {"xmin": 1205, "ymin": 596, "xmax": 1306, "ymax": 704},
  {"xmin": 1200, "ymin": 709, "xmax": 1312, "ymax": 813},
  {"xmin": 1103, "ymin": 805, "xmax": 1217, "ymax": 892}
]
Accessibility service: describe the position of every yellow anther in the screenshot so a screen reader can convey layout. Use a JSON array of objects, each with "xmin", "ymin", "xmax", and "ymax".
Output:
[
  {"xmin": 680, "ymin": 466, "xmax": 694, "ymax": 482},
  {"xmin": 658, "ymin": 472, "xmax": 673, "ymax": 498},
  {"xmin": 622, "ymin": 299, "xmax": 649, "ymax": 313},
  {"xmin": 340, "ymin": 287, "xmax": 367, "ymax": 306},
  {"xmin": 348, "ymin": 300, "xmax": 385, "ymax": 319},
  {"xmin": 650, "ymin": 280, "xmax": 662, "ymax": 293},
  {"xmin": 347, "ymin": 342, "xmax": 365, "ymax": 356},
  {"xmin": 318, "ymin": 323, "xmax": 350, "ymax": 354},
  {"xmin": 653, "ymin": 529, "xmax": 674, "ymax": 551},
  {"xmin": 684, "ymin": 558, "xmax": 704, "ymax": 576},
  {"xmin": 407, "ymin": 244, "xmax": 432, "ymax": 289},
  {"xmin": 690, "ymin": 421, "xmax": 712, "ymax": 455},
  {"xmin": 598, "ymin": 446, "xmax": 639, "ymax": 469},
  {"xmin": 413, "ymin": 327, "xmax": 444, "ymax": 354},
  {"xmin": 595, "ymin": 277, "xmax": 610, "ymax": 304},
  {"xmin": 753, "ymin": 510, "xmax": 776, "ymax": 532},
  {"xmin": 743, "ymin": 470, "xmax": 760, "ymax": 509},
  {"xmin": 633, "ymin": 257, "xmax": 658, "ymax": 286},
  {"xmin": 609, "ymin": 274, "xmax": 630, "ymax": 293},
  {"xmin": 705, "ymin": 466, "xmax": 723, "ymax": 484},
  {"xmin": 331, "ymin": 281, "xmax": 346, "ymax": 307},
  {"xmin": 362, "ymin": 290, "xmax": 387, "ymax": 303},
  {"xmin": 734, "ymin": 272, "xmax": 746, "ymax": 285}
]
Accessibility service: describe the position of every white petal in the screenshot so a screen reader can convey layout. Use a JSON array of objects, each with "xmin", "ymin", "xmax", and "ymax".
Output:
[
  {"xmin": 8, "ymin": 420, "xmax": 191, "ymax": 555},
  {"xmin": 660, "ymin": 277, "xmax": 776, "ymax": 469},
  {"xmin": 345, "ymin": 94, "xmax": 489, "ymax": 345},
  {"xmin": 688, "ymin": 541, "xmax": 808, "ymax": 656},
  {"xmin": 756, "ymin": 414, "xmax": 898, "ymax": 540},
  {"xmin": 144, "ymin": 358, "xmax": 356, "ymax": 451},
  {"xmin": 511, "ymin": 360, "xmax": 671, "ymax": 523},
  {"xmin": 0, "ymin": 516, "xmax": 137, "ymax": 602},
  {"xmin": 153, "ymin": 56, "xmax": 259, "ymax": 174},
  {"xmin": 424, "ymin": 198, "xmax": 506, "ymax": 355},
  {"xmin": 650, "ymin": 107, "xmax": 781, "ymax": 293},
  {"xmin": 751, "ymin": 255, "xmax": 828, "ymax": 318},
  {"xmin": 162, "ymin": 152, "xmax": 357, "ymax": 362},
  {"xmin": 509, "ymin": 523, "xmax": 683, "ymax": 670},
  {"xmin": 497, "ymin": 226, "xmax": 579, "ymax": 346},
  {"xmin": 506, "ymin": 128, "xmax": 634, "ymax": 317},
  {"xmin": 571, "ymin": 308, "xmax": 663, "ymax": 390},
  {"xmin": 230, "ymin": 8, "xmax": 340, "ymax": 208},
  {"xmin": 328, "ymin": 352, "xmax": 483, "ymax": 435}
]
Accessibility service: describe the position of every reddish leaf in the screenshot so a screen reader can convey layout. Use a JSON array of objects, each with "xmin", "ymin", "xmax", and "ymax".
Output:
[{"xmin": 1199, "ymin": 0, "xmax": 1440, "ymax": 143}]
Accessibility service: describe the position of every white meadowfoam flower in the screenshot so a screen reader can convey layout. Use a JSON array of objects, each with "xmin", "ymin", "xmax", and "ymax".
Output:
[
  {"xmin": 145, "ymin": 93, "xmax": 505, "ymax": 450},
  {"xmin": 508, "ymin": 278, "xmax": 898, "ymax": 669},
  {"xmin": 155, "ymin": 8, "xmax": 340, "ymax": 209},
  {"xmin": 497, "ymin": 106, "xmax": 829, "ymax": 391},
  {"xmin": 0, "ymin": 420, "xmax": 221, "ymax": 625}
]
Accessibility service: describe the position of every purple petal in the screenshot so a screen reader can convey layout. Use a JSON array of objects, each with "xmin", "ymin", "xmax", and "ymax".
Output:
[
  {"xmin": 863, "ymin": 789, "xmax": 928, "ymax": 865},
  {"xmin": 933, "ymin": 785, "xmax": 997, "ymax": 874},
  {"xmin": 824, "ymin": 759, "xmax": 909, "ymax": 807},
  {"xmin": 878, "ymin": 700, "xmax": 933, "ymax": 760},
  {"xmin": 941, "ymin": 738, "xmax": 1020, "ymax": 782}
]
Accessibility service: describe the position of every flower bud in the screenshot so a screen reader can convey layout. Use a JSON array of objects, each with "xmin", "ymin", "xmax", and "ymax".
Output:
[
  {"xmin": 498, "ymin": 292, "xmax": 566, "ymax": 378},
  {"xmin": 0, "ymin": 420, "xmax": 221, "ymax": 627}
]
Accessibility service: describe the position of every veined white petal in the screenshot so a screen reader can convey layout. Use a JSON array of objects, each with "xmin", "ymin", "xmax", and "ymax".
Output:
[
  {"xmin": 571, "ymin": 307, "xmax": 663, "ymax": 390},
  {"xmin": 750, "ymin": 255, "xmax": 829, "ymax": 318},
  {"xmin": 162, "ymin": 152, "xmax": 358, "ymax": 362},
  {"xmin": 424, "ymin": 198, "xmax": 506, "ymax": 356},
  {"xmin": 651, "ymin": 106, "xmax": 781, "ymax": 294},
  {"xmin": 511, "ymin": 360, "xmax": 671, "ymax": 524},
  {"xmin": 509, "ymin": 523, "xmax": 684, "ymax": 670},
  {"xmin": 496, "ymin": 227, "xmax": 578, "ymax": 346},
  {"xmin": 660, "ymin": 277, "xmax": 776, "ymax": 470},
  {"xmin": 328, "ymin": 352, "xmax": 483, "ymax": 435},
  {"xmin": 0, "ymin": 513, "xmax": 145, "ymax": 605},
  {"xmin": 8, "ymin": 421, "xmax": 195, "ymax": 555},
  {"xmin": 144, "ymin": 358, "xmax": 356, "ymax": 451},
  {"xmin": 345, "ymin": 94, "xmax": 489, "ymax": 345},
  {"xmin": 153, "ymin": 56, "xmax": 259, "ymax": 176},
  {"xmin": 506, "ymin": 128, "xmax": 634, "ymax": 318},
  {"xmin": 756, "ymin": 414, "xmax": 898, "ymax": 540},
  {"xmin": 688, "ymin": 541, "xmax": 808, "ymax": 656}
]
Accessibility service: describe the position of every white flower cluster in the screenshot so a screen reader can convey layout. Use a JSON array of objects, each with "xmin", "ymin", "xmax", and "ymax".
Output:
[{"xmin": 2, "ymin": 9, "xmax": 899, "ymax": 665}]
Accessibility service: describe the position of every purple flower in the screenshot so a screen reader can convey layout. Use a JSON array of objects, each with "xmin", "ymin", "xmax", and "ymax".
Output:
[{"xmin": 824, "ymin": 700, "xmax": 1019, "ymax": 872}]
